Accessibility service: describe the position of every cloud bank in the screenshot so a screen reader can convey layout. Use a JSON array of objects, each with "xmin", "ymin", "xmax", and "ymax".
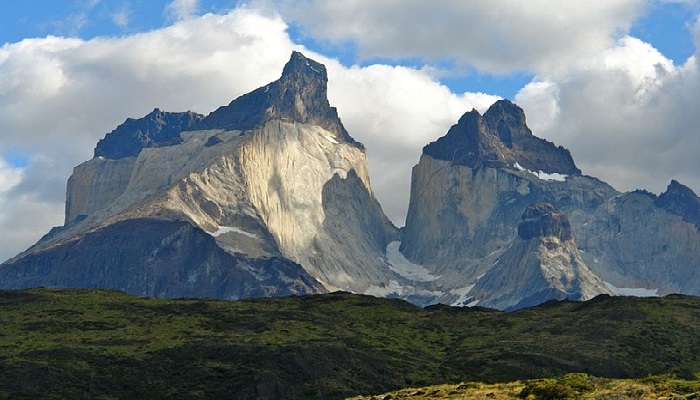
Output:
[{"xmin": 1, "ymin": 2, "xmax": 700, "ymax": 263}]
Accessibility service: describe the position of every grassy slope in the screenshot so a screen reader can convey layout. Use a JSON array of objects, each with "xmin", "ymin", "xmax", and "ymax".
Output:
[
  {"xmin": 0, "ymin": 289, "xmax": 699, "ymax": 399},
  {"xmin": 348, "ymin": 373, "xmax": 700, "ymax": 399}
]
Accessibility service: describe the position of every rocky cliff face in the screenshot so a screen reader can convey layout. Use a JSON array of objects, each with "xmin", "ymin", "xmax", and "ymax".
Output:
[
  {"xmin": 1, "ymin": 52, "xmax": 398, "ymax": 298},
  {"xmin": 468, "ymin": 203, "xmax": 612, "ymax": 310},
  {"xmin": 401, "ymin": 100, "xmax": 700, "ymax": 307},
  {"xmin": 655, "ymin": 180, "xmax": 700, "ymax": 230},
  {"xmin": 0, "ymin": 219, "xmax": 322, "ymax": 298},
  {"xmin": 423, "ymin": 100, "xmax": 580, "ymax": 174}
]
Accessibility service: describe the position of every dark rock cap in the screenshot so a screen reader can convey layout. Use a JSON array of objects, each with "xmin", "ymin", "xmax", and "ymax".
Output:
[
  {"xmin": 94, "ymin": 109, "xmax": 204, "ymax": 160},
  {"xmin": 194, "ymin": 51, "xmax": 362, "ymax": 148},
  {"xmin": 518, "ymin": 202, "xmax": 573, "ymax": 241},
  {"xmin": 655, "ymin": 180, "xmax": 700, "ymax": 230},
  {"xmin": 423, "ymin": 99, "xmax": 580, "ymax": 175}
]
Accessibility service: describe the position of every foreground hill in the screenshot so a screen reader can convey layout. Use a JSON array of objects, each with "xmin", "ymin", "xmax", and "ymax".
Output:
[
  {"xmin": 1, "ymin": 289, "xmax": 699, "ymax": 399},
  {"xmin": 348, "ymin": 374, "xmax": 700, "ymax": 399}
]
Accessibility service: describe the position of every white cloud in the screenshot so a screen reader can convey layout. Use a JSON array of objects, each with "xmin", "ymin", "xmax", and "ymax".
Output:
[
  {"xmin": 165, "ymin": 0, "xmax": 200, "ymax": 21},
  {"xmin": 111, "ymin": 6, "xmax": 130, "ymax": 28},
  {"xmin": 325, "ymin": 62, "xmax": 498, "ymax": 223},
  {"xmin": 0, "ymin": 158, "xmax": 63, "ymax": 264},
  {"xmin": 260, "ymin": 0, "xmax": 646, "ymax": 74},
  {"xmin": 517, "ymin": 35, "xmax": 700, "ymax": 195}
]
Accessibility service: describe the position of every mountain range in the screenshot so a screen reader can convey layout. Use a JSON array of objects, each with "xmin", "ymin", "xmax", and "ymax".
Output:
[{"xmin": 1, "ymin": 52, "xmax": 699, "ymax": 310}]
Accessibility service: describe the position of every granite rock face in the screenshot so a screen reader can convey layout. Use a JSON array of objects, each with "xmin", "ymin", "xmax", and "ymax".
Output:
[
  {"xmin": 468, "ymin": 203, "xmax": 612, "ymax": 310},
  {"xmin": 518, "ymin": 202, "xmax": 573, "ymax": 241},
  {"xmin": 400, "ymin": 100, "xmax": 700, "ymax": 308}
]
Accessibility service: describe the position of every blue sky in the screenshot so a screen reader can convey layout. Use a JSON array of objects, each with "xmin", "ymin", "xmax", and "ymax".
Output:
[
  {"xmin": 1, "ymin": 0, "xmax": 700, "ymax": 261},
  {"xmin": 1, "ymin": 1, "xmax": 697, "ymax": 99}
]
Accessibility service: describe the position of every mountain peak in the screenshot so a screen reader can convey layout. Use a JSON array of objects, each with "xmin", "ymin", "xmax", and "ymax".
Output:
[
  {"xmin": 281, "ymin": 51, "xmax": 327, "ymax": 81},
  {"xmin": 655, "ymin": 180, "xmax": 700, "ymax": 230},
  {"xmin": 423, "ymin": 99, "xmax": 580, "ymax": 175},
  {"xmin": 195, "ymin": 52, "xmax": 361, "ymax": 148}
]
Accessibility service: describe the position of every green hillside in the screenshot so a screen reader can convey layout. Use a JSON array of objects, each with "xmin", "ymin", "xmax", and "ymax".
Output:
[{"xmin": 0, "ymin": 288, "xmax": 699, "ymax": 399}]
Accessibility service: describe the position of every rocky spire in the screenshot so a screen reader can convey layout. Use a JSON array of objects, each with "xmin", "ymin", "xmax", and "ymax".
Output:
[
  {"xmin": 195, "ymin": 51, "xmax": 361, "ymax": 148},
  {"xmin": 422, "ymin": 99, "xmax": 580, "ymax": 175},
  {"xmin": 655, "ymin": 180, "xmax": 700, "ymax": 230}
]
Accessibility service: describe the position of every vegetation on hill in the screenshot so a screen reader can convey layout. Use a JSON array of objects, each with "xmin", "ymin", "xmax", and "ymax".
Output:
[
  {"xmin": 348, "ymin": 373, "xmax": 700, "ymax": 399},
  {"xmin": 0, "ymin": 289, "xmax": 699, "ymax": 399}
]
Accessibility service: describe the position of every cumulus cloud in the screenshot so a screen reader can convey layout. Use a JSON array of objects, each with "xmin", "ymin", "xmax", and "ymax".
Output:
[
  {"xmin": 517, "ymin": 35, "xmax": 700, "ymax": 195},
  {"xmin": 260, "ymin": 0, "xmax": 646, "ymax": 74},
  {"xmin": 0, "ymin": 7, "xmax": 495, "ymax": 261}
]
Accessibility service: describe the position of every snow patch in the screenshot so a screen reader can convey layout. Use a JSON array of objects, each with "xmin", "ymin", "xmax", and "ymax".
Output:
[
  {"xmin": 385, "ymin": 241, "xmax": 439, "ymax": 282},
  {"xmin": 450, "ymin": 284, "xmax": 476, "ymax": 306},
  {"xmin": 364, "ymin": 280, "xmax": 404, "ymax": 297},
  {"xmin": 324, "ymin": 135, "xmax": 339, "ymax": 144},
  {"xmin": 210, "ymin": 226, "xmax": 259, "ymax": 239},
  {"xmin": 604, "ymin": 282, "xmax": 659, "ymax": 297},
  {"xmin": 514, "ymin": 162, "xmax": 567, "ymax": 182}
]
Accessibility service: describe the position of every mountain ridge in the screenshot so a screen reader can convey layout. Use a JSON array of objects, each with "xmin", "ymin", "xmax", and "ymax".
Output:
[{"xmin": 2, "ymin": 52, "xmax": 700, "ymax": 310}]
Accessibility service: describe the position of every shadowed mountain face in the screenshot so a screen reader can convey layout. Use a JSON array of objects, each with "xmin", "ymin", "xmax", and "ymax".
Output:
[
  {"xmin": 94, "ymin": 109, "xmax": 203, "ymax": 160},
  {"xmin": 423, "ymin": 100, "xmax": 580, "ymax": 175},
  {"xmin": 655, "ymin": 179, "xmax": 700, "ymax": 230},
  {"xmin": 0, "ymin": 219, "xmax": 323, "ymax": 298}
]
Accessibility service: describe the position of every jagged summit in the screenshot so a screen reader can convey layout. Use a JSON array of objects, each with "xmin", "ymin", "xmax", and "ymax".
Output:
[
  {"xmin": 423, "ymin": 99, "xmax": 580, "ymax": 175},
  {"xmin": 195, "ymin": 51, "xmax": 361, "ymax": 148},
  {"xmin": 94, "ymin": 109, "xmax": 203, "ymax": 160},
  {"xmin": 655, "ymin": 180, "xmax": 700, "ymax": 230}
]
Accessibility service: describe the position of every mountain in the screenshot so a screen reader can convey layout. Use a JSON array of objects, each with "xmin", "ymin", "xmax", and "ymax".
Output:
[
  {"xmin": 468, "ymin": 202, "xmax": 613, "ymax": 310},
  {"xmin": 2, "ymin": 53, "xmax": 699, "ymax": 310},
  {"xmin": 1, "ymin": 288, "xmax": 699, "ymax": 399},
  {"xmin": 399, "ymin": 99, "xmax": 700, "ymax": 308},
  {"xmin": 0, "ymin": 52, "xmax": 399, "ymax": 298}
]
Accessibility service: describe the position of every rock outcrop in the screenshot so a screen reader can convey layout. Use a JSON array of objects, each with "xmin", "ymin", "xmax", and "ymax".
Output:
[
  {"xmin": 94, "ymin": 109, "xmax": 203, "ymax": 160},
  {"xmin": 1, "ymin": 52, "xmax": 398, "ymax": 299},
  {"xmin": 655, "ymin": 180, "xmax": 700, "ymax": 230},
  {"xmin": 468, "ymin": 203, "xmax": 613, "ymax": 310},
  {"xmin": 423, "ymin": 100, "xmax": 580, "ymax": 174}
]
